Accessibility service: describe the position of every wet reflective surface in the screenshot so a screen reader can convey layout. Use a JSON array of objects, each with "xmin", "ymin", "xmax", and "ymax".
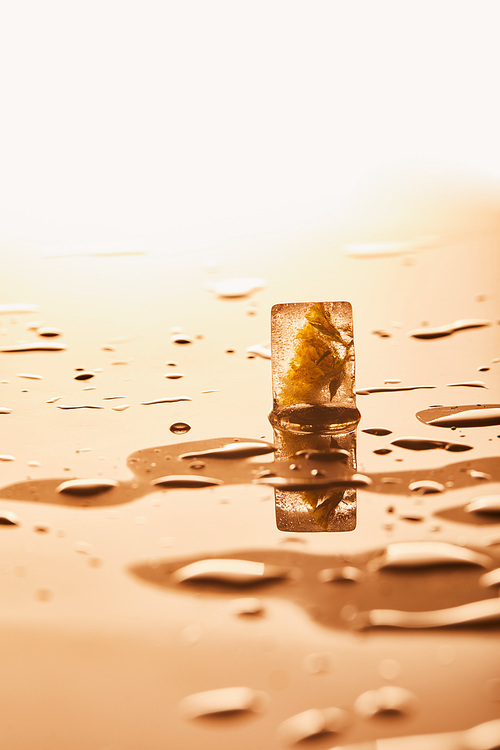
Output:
[{"xmin": 1, "ymin": 219, "xmax": 500, "ymax": 749}]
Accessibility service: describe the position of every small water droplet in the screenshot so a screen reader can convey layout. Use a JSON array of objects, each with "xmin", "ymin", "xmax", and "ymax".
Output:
[
  {"xmin": 179, "ymin": 686, "xmax": 268, "ymax": 720},
  {"xmin": 56, "ymin": 478, "xmax": 119, "ymax": 496},
  {"xmin": 111, "ymin": 404, "xmax": 130, "ymax": 411},
  {"xmin": 374, "ymin": 448, "xmax": 392, "ymax": 455},
  {"xmin": 0, "ymin": 510, "xmax": 20, "ymax": 526},
  {"xmin": 378, "ymin": 659, "xmax": 401, "ymax": 681},
  {"xmin": 357, "ymin": 384, "xmax": 436, "ymax": 395},
  {"xmin": 363, "ymin": 428, "xmax": 393, "ymax": 436},
  {"xmin": 354, "ymin": 686, "xmax": 416, "ymax": 718},
  {"xmin": 37, "ymin": 326, "xmax": 62, "ymax": 337},
  {"xmin": 141, "ymin": 397, "xmax": 192, "ymax": 405},
  {"xmin": 164, "ymin": 372, "xmax": 184, "ymax": 379},
  {"xmin": 17, "ymin": 372, "xmax": 43, "ymax": 380},
  {"xmin": 206, "ymin": 277, "xmax": 266, "ymax": 298},
  {"xmin": 408, "ymin": 480, "xmax": 445, "ymax": 494},
  {"xmin": 318, "ymin": 566, "xmax": 363, "ymax": 583},
  {"xmin": 446, "ymin": 380, "xmax": 488, "ymax": 388},
  {"xmin": 169, "ymin": 422, "xmax": 191, "ymax": 434},
  {"xmin": 468, "ymin": 469, "xmax": 492, "ymax": 481},
  {"xmin": 278, "ymin": 706, "xmax": 350, "ymax": 744},
  {"xmin": 372, "ymin": 329, "xmax": 392, "ymax": 338},
  {"xmin": 35, "ymin": 587, "xmax": 53, "ymax": 602},
  {"xmin": 74, "ymin": 371, "xmax": 95, "ymax": 381},
  {"xmin": 171, "ymin": 333, "xmax": 194, "ymax": 345},
  {"xmin": 57, "ymin": 404, "xmax": 104, "ymax": 410},
  {"xmin": 230, "ymin": 597, "xmax": 265, "ymax": 616},
  {"xmin": 0, "ymin": 407, "xmax": 13, "ymax": 414},
  {"xmin": 0, "ymin": 454, "xmax": 15, "ymax": 462},
  {"xmin": 246, "ymin": 343, "xmax": 271, "ymax": 359},
  {"xmin": 75, "ymin": 541, "xmax": 93, "ymax": 554},
  {"xmin": 391, "ymin": 437, "xmax": 472, "ymax": 452}
]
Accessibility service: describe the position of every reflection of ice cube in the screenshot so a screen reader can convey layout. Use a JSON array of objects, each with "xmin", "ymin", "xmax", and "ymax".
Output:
[
  {"xmin": 269, "ymin": 301, "xmax": 360, "ymax": 434},
  {"xmin": 273, "ymin": 429, "xmax": 357, "ymax": 533}
]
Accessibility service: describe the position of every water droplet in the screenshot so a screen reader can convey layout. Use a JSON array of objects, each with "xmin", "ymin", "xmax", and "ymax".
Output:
[
  {"xmin": 384, "ymin": 378, "xmax": 402, "ymax": 384},
  {"xmin": 420, "ymin": 406, "xmax": 500, "ymax": 428},
  {"xmin": 172, "ymin": 558, "xmax": 291, "ymax": 586},
  {"xmin": 278, "ymin": 706, "xmax": 350, "ymax": 744},
  {"xmin": 374, "ymin": 448, "xmax": 392, "ymax": 455},
  {"xmin": 465, "ymin": 495, "xmax": 500, "ymax": 515},
  {"xmin": 257, "ymin": 473, "xmax": 371, "ymax": 490},
  {"xmin": 478, "ymin": 366, "xmax": 490, "ymax": 372},
  {"xmin": 37, "ymin": 326, "xmax": 63, "ymax": 337},
  {"xmin": 189, "ymin": 460, "xmax": 205, "ymax": 470},
  {"xmin": 74, "ymin": 371, "xmax": 94, "ymax": 381},
  {"xmin": 362, "ymin": 428, "xmax": 393, "ymax": 436},
  {"xmin": 318, "ymin": 566, "xmax": 363, "ymax": 583},
  {"xmin": 151, "ymin": 475, "xmax": 223, "ymax": 488},
  {"xmin": 357, "ymin": 384, "xmax": 436, "ymax": 395},
  {"xmin": 141, "ymin": 397, "xmax": 192, "ymax": 405},
  {"xmin": 354, "ymin": 686, "xmax": 416, "ymax": 718},
  {"xmin": 408, "ymin": 318, "xmax": 490, "ymax": 339},
  {"xmin": 246, "ymin": 343, "xmax": 271, "ymax": 359},
  {"xmin": 357, "ymin": 599, "xmax": 500, "ymax": 630},
  {"xmin": 111, "ymin": 404, "xmax": 130, "ymax": 411},
  {"xmin": 230, "ymin": 597, "xmax": 265, "ymax": 616},
  {"xmin": 169, "ymin": 422, "xmax": 191, "ymax": 434},
  {"xmin": 75, "ymin": 541, "xmax": 93, "ymax": 554},
  {"xmin": 35, "ymin": 587, "xmax": 53, "ymax": 602},
  {"xmin": 302, "ymin": 652, "xmax": 335, "ymax": 674},
  {"xmin": 171, "ymin": 333, "xmax": 194, "ymax": 345},
  {"xmin": 378, "ymin": 659, "xmax": 401, "ymax": 681},
  {"xmin": 391, "ymin": 437, "xmax": 472, "ymax": 452},
  {"xmin": 372, "ymin": 541, "xmax": 491, "ymax": 570},
  {"xmin": 206, "ymin": 277, "xmax": 266, "ymax": 298},
  {"xmin": 0, "ymin": 407, "xmax": 12, "ymax": 414},
  {"xmin": 436, "ymin": 645, "xmax": 456, "ymax": 665},
  {"xmin": 164, "ymin": 372, "xmax": 184, "ymax": 379},
  {"xmin": 57, "ymin": 404, "xmax": 103, "ymax": 410},
  {"xmin": 468, "ymin": 469, "xmax": 492, "ymax": 481},
  {"xmin": 17, "ymin": 373, "xmax": 43, "ymax": 380},
  {"xmin": 408, "ymin": 480, "xmax": 445, "ymax": 494},
  {"xmin": 0, "ymin": 510, "xmax": 20, "ymax": 526},
  {"xmin": 179, "ymin": 686, "xmax": 268, "ymax": 719},
  {"xmin": 0, "ymin": 454, "xmax": 15, "ymax": 462},
  {"xmin": 446, "ymin": 380, "xmax": 488, "ymax": 388},
  {"xmin": 0, "ymin": 342, "xmax": 67, "ymax": 352},
  {"xmin": 179, "ymin": 440, "xmax": 276, "ymax": 460},
  {"xmin": 56, "ymin": 478, "xmax": 119, "ymax": 496},
  {"xmin": 294, "ymin": 448, "xmax": 350, "ymax": 462},
  {"xmin": 0, "ymin": 303, "xmax": 39, "ymax": 315}
]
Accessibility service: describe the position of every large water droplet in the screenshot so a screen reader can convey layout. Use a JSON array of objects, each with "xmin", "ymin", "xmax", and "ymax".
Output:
[
  {"xmin": 179, "ymin": 686, "xmax": 268, "ymax": 719},
  {"xmin": 408, "ymin": 318, "xmax": 490, "ymax": 339},
  {"xmin": 179, "ymin": 440, "xmax": 276, "ymax": 459},
  {"xmin": 278, "ymin": 706, "xmax": 350, "ymax": 744},
  {"xmin": 357, "ymin": 598, "xmax": 500, "ymax": 629},
  {"xmin": 169, "ymin": 422, "xmax": 191, "ymax": 434},
  {"xmin": 391, "ymin": 437, "xmax": 472, "ymax": 452},
  {"xmin": 371, "ymin": 541, "xmax": 491, "ymax": 569},
  {"xmin": 354, "ymin": 686, "xmax": 416, "ymax": 718},
  {"xmin": 172, "ymin": 558, "xmax": 291, "ymax": 586},
  {"xmin": 465, "ymin": 495, "xmax": 500, "ymax": 515},
  {"xmin": 418, "ymin": 405, "xmax": 500, "ymax": 428},
  {"xmin": 56, "ymin": 478, "xmax": 119, "ymax": 496}
]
